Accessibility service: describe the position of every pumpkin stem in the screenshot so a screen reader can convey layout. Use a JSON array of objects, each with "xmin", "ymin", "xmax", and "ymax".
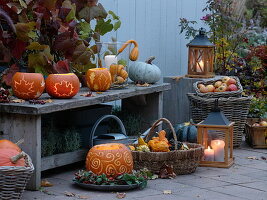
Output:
[
  {"xmin": 145, "ymin": 56, "xmax": 156, "ymax": 65},
  {"xmin": 16, "ymin": 138, "xmax": 24, "ymax": 146},
  {"xmin": 10, "ymin": 151, "xmax": 26, "ymax": 164}
]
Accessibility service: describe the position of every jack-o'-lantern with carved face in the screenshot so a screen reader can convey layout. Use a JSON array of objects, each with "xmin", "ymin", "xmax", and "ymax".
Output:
[
  {"xmin": 11, "ymin": 72, "xmax": 45, "ymax": 100},
  {"xmin": 45, "ymin": 73, "xmax": 80, "ymax": 98},
  {"xmin": 86, "ymin": 68, "xmax": 111, "ymax": 92},
  {"xmin": 86, "ymin": 143, "xmax": 133, "ymax": 176}
]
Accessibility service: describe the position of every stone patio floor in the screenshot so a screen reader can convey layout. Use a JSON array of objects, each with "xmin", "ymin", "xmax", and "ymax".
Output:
[{"xmin": 22, "ymin": 142, "xmax": 267, "ymax": 200}]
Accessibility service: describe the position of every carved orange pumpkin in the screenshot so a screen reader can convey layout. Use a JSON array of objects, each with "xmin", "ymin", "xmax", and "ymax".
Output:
[
  {"xmin": 86, "ymin": 68, "xmax": 111, "ymax": 92},
  {"xmin": 11, "ymin": 72, "xmax": 45, "ymax": 100},
  {"xmin": 45, "ymin": 73, "xmax": 80, "ymax": 98},
  {"xmin": 86, "ymin": 143, "xmax": 133, "ymax": 176}
]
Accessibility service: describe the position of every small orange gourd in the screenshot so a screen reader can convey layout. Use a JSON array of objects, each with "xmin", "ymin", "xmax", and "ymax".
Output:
[
  {"xmin": 86, "ymin": 143, "xmax": 133, "ymax": 176},
  {"xmin": 118, "ymin": 40, "xmax": 139, "ymax": 61},
  {"xmin": 148, "ymin": 130, "xmax": 170, "ymax": 152}
]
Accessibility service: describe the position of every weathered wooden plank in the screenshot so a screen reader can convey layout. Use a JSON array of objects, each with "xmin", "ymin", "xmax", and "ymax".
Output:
[
  {"xmin": 41, "ymin": 149, "xmax": 88, "ymax": 171},
  {"xmin": 0, "ymin": 113, "xmax": 41, "ymax": 190},
  {"xmin": 163, "ymin": 76, "xmax": 202, "ymax": 125},
  {"xmin": 0, "ymin": 83, "xmax": 170, "ymax": 115}
]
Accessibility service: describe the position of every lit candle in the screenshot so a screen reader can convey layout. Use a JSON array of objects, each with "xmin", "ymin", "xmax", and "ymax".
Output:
[
  {"xmin": 196, "ymin": 60, "xmax": 204, "ymax": 72},
  {"xmin": 211, "ymin": 140, "xmax": 225, "ymax": 162},
  {"xmin": 204, "ymin": 146, "xmax": 214, "ymax": 161},
  {"xmin": 104, "ymin": 55, "xmax": 117, "ymax": 68}
]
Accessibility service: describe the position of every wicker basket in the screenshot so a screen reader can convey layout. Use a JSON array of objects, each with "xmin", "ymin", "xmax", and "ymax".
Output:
[
  {"xmin": 131, "ymin": 118, "xmax": 204, "ymax": 175},
  {"xmin": 193, "ymin": 76, "xmax": 243, "ymax": 98},
  {"xmin": 187, "ymin": 93, "xmax": 252, "ymax": 147},
  {"xmin": 0, "ymin": 152, "xmax": 34, "ymax": 200}
]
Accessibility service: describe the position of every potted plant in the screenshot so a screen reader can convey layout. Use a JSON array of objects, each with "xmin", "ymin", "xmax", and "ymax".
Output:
[{"xmin": 0, "ymin": 0, "xmax": 121, "ymax": 87}]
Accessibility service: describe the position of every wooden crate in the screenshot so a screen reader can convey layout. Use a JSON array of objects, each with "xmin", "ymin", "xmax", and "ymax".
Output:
[{"xmin": 245, "ymin": 118, "xmax": 267, "ymax": 149}]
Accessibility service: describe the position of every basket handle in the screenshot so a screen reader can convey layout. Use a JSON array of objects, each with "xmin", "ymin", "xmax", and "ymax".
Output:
[
  {"xmin": 89, "ymin": 115, "xmax": 127, "ymax": 147},
  {"xmin": 145, "ymin": 118, "xmax": 178, "ymax": 150}
]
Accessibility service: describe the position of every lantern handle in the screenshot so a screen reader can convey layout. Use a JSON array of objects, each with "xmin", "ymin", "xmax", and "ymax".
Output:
[
  {"xmin": 89, "ymin": 115, "xmax": 127, "ymax": 148},
  {"xmin": 212, "ymin": 99, "xmax": 221, "ymax": 112},
  {"xmin": 199, "ymin": 27, "xmax": 206, "ymax": 35}
]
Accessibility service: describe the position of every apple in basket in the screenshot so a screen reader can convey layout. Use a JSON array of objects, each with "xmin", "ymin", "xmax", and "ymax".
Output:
[
  {"xmin": 206, "ymin": 85, "xmax": 215, "ymax": 92},
  {"xmin": 222, "ymin": 76, "xmax": 230, "ymax": 83},
  {"xmin": 215, "ymin": 85, "xmax": 227, "ymax": 92},
  {"xmin": 197, "ymin": 84, "xmax": 205, "ymax": 89},
  {"xmin": 199, "ymin": 86, "xmax": 209, "ymax": 93},
  {"xmin": 226, "ymin": 78, "xmax": 237, "ymax": 85},
  {"xmin": 228, "ymin": 84, "xmax": 238, "ymax": 91},
  {"xmin": 214, "ymin": 81, "xmax": 222, "ymax": 88}
]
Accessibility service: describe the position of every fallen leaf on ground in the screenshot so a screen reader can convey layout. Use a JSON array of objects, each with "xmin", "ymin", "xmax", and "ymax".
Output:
[
  {"xmin": 163, "ymin": 190, "xmax": 172, "ymax": 194},
  {"xmin": 41, "ymin": 180, "xmax": 53, "ymax": 187},
  {"xmin": 44, "ymin": 99, "xmax": 53, "ymax": 103},
  {"xmin": 11, "ymin": 99, "xmax": 25, "ymax": 103},
  {"xmin": 136, "ymin": 83, "xmax": 150, "ymax": 87},
  {"xmin": 116, "ymin": 192, "xmax": 126, "ymax": 199},
  {"xmin": 80, "ymin": 92, "xmax": 95, "ymax": 97},
  {"xmin": 78, "ymin": 195, "xmax": 90, "ymax": 199},
  {"xmin": 261, "ymin": 156, "xmax": 266, "ymax": 160},
  {"xmin": 247, "ymin": 156, "xmax": 259, "ymax": 160},
  {"xmin": 64, "ymin": 191, "xmax": 76, "ymax": 197},
  {"xmin": 96, "ymin": 92, "xmax": 103, "ymax": 94}
]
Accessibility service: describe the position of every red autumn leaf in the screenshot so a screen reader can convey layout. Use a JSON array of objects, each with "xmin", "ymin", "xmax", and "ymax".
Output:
[
  {"xmin": 1, "ymin": 64, "xmax": 19, "ymax": 86},
  {"xmin": 38, "ymin": 0, "xmax": 58, "ymax": 10},
  {"xmin": 53, "ymin": 60, "xmax": 70, "ymax": 73},
  {"xmin": 12, "ymin": 39, "xmax": 27, "ymax": 59},
  {"xmin": 53, "ymin": 32, "xmax": 77, "ymax": 58},
  {"xmin": 0, "ymin": 41, "xmax": 11, "ymax": 62}
]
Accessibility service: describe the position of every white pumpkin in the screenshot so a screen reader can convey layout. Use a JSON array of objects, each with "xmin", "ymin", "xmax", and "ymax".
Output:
[{"xmin": 129, "ymin": 57, "xmax": 161, "ymax": 84}]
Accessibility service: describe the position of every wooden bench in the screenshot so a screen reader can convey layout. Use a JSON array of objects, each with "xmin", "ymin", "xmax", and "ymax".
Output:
[{"xmin": 0, "ymin": 83, "xmax": 170, "ymax": 190}]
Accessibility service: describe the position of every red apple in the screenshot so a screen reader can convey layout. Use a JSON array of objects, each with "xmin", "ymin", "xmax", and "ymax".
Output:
[
  {"xmin": 214, "ymin": 81, "xmax": 222, "ymax": 88},
  {"xmin": 199, "ymin": 86, "xmax": 209, "ymax": 93},
  {"xmin": 227, "ymin": 78, "xmax": 237, "ymax": 85},
  {"xmin": 206, "ymin": 84, "xmax": 215, "ymax": 92},
  {"xmin": 222, "ymin": 76, "xmax": 230, "ymax": 83},
  {"xmin": 215, "ymin": 85, "xmax": 227, "ymax": 92},
  {"xmin": 259, "ymin": 121, "xmax": 267, "ymax": 126},
  {"xmin": 198, "ymin": 84, "xmax": 205, "ymax": 89},
  {"xmin": 228, "ymin": 84, "xmax": 238, "ymax": 91}
]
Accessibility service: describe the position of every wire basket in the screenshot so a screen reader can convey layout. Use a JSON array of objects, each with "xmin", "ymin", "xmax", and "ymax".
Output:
[
  {"xmin": 193, "ymin": 76, "xmax": 243, "ymax": 98},
  {"xmin": 187, "ymin": 93, "xmax": 252, "ymax": 147},
  {"xmin": 131, "ymin": 118, "xmax": 204, "ymax": 175},
  {"xmin": 0, "ymin": 152, "xmax": 34, "ymax": 200}
]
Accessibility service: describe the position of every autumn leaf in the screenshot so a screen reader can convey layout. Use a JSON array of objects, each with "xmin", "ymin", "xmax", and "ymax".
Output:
[
  {"xmin": 116, "ymin": 193, "xmax": 126, "ymax": 199},
  {"xmin": 11, "ymin": 99, "xmax": 25, "ymax": 103},
  {"xmin": 53, "ymin": 60, "xmax": 70, "ymax": 74},
  {"xmin": 12, "ymin": 39, "xmax": 27, "ymax": 59},
  {"xmin": 41, "ymin": 179, "xmax": 53, "ymax": 187},
  {"xmin": 64, "ymin": 191, "xmax": 75, "ymax": 197},
  {"xmin": 95, "ymin": 19, "xmax": 113, "ymax": 36},
  {"xmin": 1, "ymin": 64, "xmax": 19, "ymax": 86},
  {"xmin": 78, "ymin": 3, "xmax": 107, "ymax": 22},
  {"xmin": 163, "ymin": 190, "xmax": 172, "ymax": 194},
  {"xmin": 38, "ymin": 0, "xmax": 57, "ymax": 10},
  {"xmin": 0, "ymin": 41, "xmax": 11, "ymax": 62},
  {"xmin": 15, "ymin": 22, "xmax": 37, "ymax": 41}
]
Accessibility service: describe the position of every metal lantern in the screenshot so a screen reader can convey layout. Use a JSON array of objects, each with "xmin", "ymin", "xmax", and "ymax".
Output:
[
  {"xmin": 186, "ymin": 28, "xmax": 215, "ymax": 78},
  {"xmin": 196, "ymin": 101, "xmax": 234, "ymax": 168}
]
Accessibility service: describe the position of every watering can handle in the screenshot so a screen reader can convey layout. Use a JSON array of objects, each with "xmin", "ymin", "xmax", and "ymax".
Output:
[{"xmin": 89, "ymin": 115, "xmax": 127, "ymax": 147}]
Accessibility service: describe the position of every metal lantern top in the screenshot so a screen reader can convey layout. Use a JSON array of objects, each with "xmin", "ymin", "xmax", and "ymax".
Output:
[
  {"xmin": 199, "ymin": 100, "xmax": 231, "ymax": 126},
  {"xmin": 187, "ymin": 28, "xmax": 215, "ymax": 47}
]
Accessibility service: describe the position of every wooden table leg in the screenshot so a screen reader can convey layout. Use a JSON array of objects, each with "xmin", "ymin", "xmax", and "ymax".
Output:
[
  {"xmin": 122, "ymin": 91, "xmax": 163, "ymax": 131},
  {"xmin": 0, "ymin": 113, "xmax": 41, "ymax": 190}
]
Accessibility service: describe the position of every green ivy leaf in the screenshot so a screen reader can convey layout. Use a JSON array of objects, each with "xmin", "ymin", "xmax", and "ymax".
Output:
[
  {"xmin": 66, "ymin": 3, "xmax": 76, "ymax": 22},
  {"xmin": 78, "ymin": 21, "xmax": 92, "ymax": 40}
]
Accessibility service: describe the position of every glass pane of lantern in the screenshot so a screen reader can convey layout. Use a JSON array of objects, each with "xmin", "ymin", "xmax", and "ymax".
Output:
[
  {"xmin": 201, "ymin": 128, "xmax": 229, "ymax": 162},
  {"xmin": 190, "ymin": 48, "xmax": 205, "ymax": 73}
]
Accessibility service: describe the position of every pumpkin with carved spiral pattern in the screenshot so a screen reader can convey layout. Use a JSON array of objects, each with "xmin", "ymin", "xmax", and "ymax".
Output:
[
  {"xmin": 86, "ymin": 68, "xmax": 111, "ymax": 92},
  {"xmin": 86, "ymin": 143, "xmax": 133, "ymax": 176}
]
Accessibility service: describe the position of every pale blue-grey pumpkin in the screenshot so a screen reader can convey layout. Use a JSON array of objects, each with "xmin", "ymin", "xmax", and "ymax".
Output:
[{"xmin": 128, "ymin": 57, "xmax": 161, "ymax": 83}]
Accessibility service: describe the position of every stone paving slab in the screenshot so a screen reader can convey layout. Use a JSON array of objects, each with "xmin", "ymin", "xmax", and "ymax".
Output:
[{"xmin": 22, "ymin": 142, "xmax": 267, "ymax": 200}]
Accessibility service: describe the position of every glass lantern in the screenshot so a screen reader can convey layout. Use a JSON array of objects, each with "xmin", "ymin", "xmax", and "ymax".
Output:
[
  {"xmin": 196, "ymin": 101, "xmax": 234, "ymax": 168},
  {"xmin": 96, "ymin": 41, "xmax": 132, "ymax": 88},
  {"xmin": 186, "ymin": 28, "xmax": 215, "ymax": 78}
]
